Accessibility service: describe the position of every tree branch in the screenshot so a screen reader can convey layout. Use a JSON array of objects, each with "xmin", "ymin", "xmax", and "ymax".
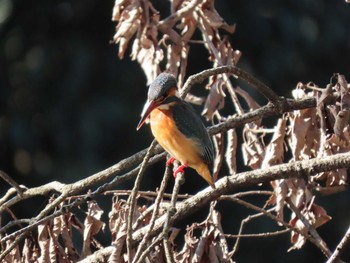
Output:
[
  {"xmin": 181, "ymin": 65, "xmax": 281, "ymax": 103},
  {"xmin": 326, "ymin": 225, "xmax": 350, "ymax": 263},
  {"xmin": 131, "ymin": 152, "xmax": 350, "ymax": 244}
]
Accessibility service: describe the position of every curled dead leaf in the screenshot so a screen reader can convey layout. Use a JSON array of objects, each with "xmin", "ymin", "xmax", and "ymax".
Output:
[
  {"xmin": 113, "ymin": 1, "xmax": 142, "ymax": 59},
  {"xmin": 202, "ymin": 76, "xmax": 226, "ymax": 121},
  {"xmin": 225, "ymin": 128, "xmax": 237, "ymax": 175},
  {"xmin": 82, "ymin": 201, "xmax": 105, "ymax": 257},
  {"xmin": 289, "ymin": 203, "xmax": 331, "ymax": 251}
]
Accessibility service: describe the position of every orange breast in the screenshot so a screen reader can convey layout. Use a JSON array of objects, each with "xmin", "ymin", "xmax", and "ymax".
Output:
[
  {"xmin": 150, "ymin": 107, "xmax": 215, "ymax": 187},
  {"xmin": 150, "ymin": 108, "xmax": 202, "ymax": 167}
]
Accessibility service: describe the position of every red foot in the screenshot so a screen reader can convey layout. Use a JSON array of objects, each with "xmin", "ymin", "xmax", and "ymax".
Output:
[
  {"xmin": 173, "ymin": 164, "xmax": 187, "ymax": 178},
  {"xmin": 166, "ymin": 157, "xmax": 176, "ymax": 166}
]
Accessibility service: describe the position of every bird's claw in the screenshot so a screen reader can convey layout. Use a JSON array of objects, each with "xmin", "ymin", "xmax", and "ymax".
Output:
[
  {"xmin": 166, "ymin": 157, "xmax": 176, "ymax": 166},
  {"xmin": 173, "ymin": 164, "xmax": 187, "ymax": 178}
]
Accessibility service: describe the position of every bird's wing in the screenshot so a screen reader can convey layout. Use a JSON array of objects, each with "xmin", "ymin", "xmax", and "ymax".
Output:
[{"xmin": 171, "ymin": 98, "xmax": 214, "ymax": 167}]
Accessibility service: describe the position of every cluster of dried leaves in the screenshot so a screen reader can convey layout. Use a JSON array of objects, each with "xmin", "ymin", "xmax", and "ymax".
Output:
[
  {"xmin": 243, "ymin": 74, "xmax": 350, "ymax": 251},
  {"xmin": 112, "ymin": 0, "xmax": 237, "ymax": 87},
  {"xmin": 1, "ymin": 195, "xmax": 233, "ymax": 262},
  {"xmin": 1, "ymin": 0, "xmax": 349, "ymax": 262},
  {"xmin": 2, "ymin": 200, "xmax": 105, "ymax": 262}
]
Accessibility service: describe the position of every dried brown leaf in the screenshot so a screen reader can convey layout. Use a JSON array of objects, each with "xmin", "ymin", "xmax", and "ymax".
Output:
[
  {"xmin": 22, "ymin": 238, "xmax": 34, "ymax": 263},
  {"xmin": 225, "ymin": 129, "xmax": 237, "ymax": 175},
  {"xmin": 108, "ymin": 198, "xmax": 130, "ymax": 262},
  {"xmin": 333, "ymin": 110, "xmax": 350, "ymax": 138},
  {"xmin": 338, "ymin": 74, "xmax": 350, "ymax": 110},
  {"xmin": 166, "ymin": 43, "xmax": 181, "ymax": 77},
  {"xmin": 202, "ymin": 77, "xmax": 226, "ymax": 121},
  {"xmin": 112, "ymin": 0, "xmax": 128, "ymax": 21},
  {"xmin": 235, "ymin": 86, "xmax": 260, "ymax": 111},
  {"xmin": 4, "ymin": 239, "xmax": 21, "ymax": 263},
  {"xmin": 82, "ymin": 201, "xmax": 105, "ymax": 257},
  {"xmin": 262, "ymin": 118, "xmax": 287, "ymax": 168},
  {"xmin": 288, "ymin": 106, "xmax": 318, "ymax": 160},
  {"xmin": 201, "ymin": 0, "xmax": 236, "ymax": 33},
  {"xmin": 176, "ymin": 205, "xmax": 233, "ymax": 263},
  {"xmin": 37, "ymin": 223, "xmax": 51, "ymax": 263},
  {"xmin": 269, "ymin": 180, "xmax": 288, "ymax": 222},
  {"xmin": 113, "ymin": 0, "xmax": 142, "ymax": 59},
  {"xmin": 61, "ymin": 214, "xmax": 79, "ymax": 260},
  {"xmin": 212, "ymin": 133, "xmax": 224, "ymax": 182},
  {"xmin": 317, "ymin": 84, "xmax": 333, "ymax": 106},
  {"xmin": 242, "ymin": 127, "xmax": 264, "ymax": 169},
  {"xmin": 132, "ymin": 43, "xmax": 163, "ymax": 84},
  {"xmin": 289, "ymin": 202, "xmax": 331, "ymax": 251},
  {"xmin": 176, "ymin": 226, "xmax": 198, "ymax": 262}
]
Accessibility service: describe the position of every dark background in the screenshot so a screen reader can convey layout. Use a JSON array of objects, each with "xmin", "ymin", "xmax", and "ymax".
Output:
[{"xmin": 0, "ymin": 0, "xmax": 350, "ymax": 262}]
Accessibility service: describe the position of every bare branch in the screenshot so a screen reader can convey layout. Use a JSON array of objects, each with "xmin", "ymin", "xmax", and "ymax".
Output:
[
  {"xmin": 131, "ymin": 152, "xmax": 350, "ymax": 245},
  {"xmin": 326, "ymin": 225, "xmax": 350, "ymax": 263},
  {"xmin": 132, "ymin": 165, "xmax": 172, "ymax": 262},
  {"xmin": 225, "ymin": 229, "xmax": 290, "ymax": 239},
  {"xmin": 127, "ymin": 140, "xmax": 158, "ymax": 262},
  {"xmin": 0, "ymin": 171, "xmax": 24, "ymax": 197},
  {"xmin": 181, "ymin": 65, "xmax": 281, "ymax": 103},
  {"xmin": 162, "ymin": 170, "xmax": 185, "ymax": 263}
]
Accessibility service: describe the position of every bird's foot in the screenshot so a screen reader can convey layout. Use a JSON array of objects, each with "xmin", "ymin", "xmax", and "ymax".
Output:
[
  {"xmin": 166, "ymin": 157, "xmax": 176, "ymax": 166},
  {"xmin": 173, "ymin": 164, "xmax": 187, "ymax": 178}
]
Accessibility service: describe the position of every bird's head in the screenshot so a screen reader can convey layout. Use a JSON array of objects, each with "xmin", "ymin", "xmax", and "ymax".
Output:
[{"xmin": 137, "ymin": 73, "xmax": 178, "ymax": 130}]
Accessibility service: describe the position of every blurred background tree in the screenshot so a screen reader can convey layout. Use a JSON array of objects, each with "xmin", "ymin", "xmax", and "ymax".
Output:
[{"xmin": 0, "ymin": 0, "xmax": 349, "ymax": 262}]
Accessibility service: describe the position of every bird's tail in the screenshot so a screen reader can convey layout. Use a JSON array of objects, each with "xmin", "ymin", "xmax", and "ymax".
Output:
[{"xmin": 196, "ymin": 163, "xmax": 216, "ymax": 189}]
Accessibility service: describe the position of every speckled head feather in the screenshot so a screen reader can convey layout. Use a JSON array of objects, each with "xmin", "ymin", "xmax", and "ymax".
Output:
[{"xmin": 148, "ymin": 73, "xmax": 177, "ymax": 101}]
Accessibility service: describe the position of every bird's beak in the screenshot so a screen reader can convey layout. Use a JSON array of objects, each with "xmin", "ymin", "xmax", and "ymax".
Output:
[{"xmin": 136, "ymin": 100, "xmax": 158, "ymax": 130}]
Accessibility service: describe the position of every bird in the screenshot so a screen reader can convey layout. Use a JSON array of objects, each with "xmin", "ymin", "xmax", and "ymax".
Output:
[{"xmin": 136, "ymin": 72, "xmax": 216, "ymax": 188}]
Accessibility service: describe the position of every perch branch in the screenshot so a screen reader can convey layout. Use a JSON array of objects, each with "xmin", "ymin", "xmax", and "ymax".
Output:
[
  {"xmin": 77, "ymin": 152, "xmax": 350, "ymax": 262},
  {"xmin": 131, "ymin": 152, "xmax": 350, "ymax": 250}
]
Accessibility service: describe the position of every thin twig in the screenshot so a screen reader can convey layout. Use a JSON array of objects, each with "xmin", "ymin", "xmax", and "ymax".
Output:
[
  {"xmin": 326, "ymin": 225, "xmax": 350, "ymax": 263},
  {"xmin": 229, "ymin": 190, "xmax": 273, "ymax": 198},
  {"xmin": 221, "ymin": 196, "xmax": 326, "ymax": 259},
  {"xmin": 231, "ymin": 206, "xmax": 276, "ymax": 255},
  {"xmin": 285, "ymin": 198, "xmax": 332, "ymax": 257},
  {"xmin": 0, "ymin": 171, "xmax": 24, "ymax": 197},
  {"xmin": 135, "ymin": 235, "xmax": 164, "ymax": 263},
  {"xmin": 132, "ymin": 165, "xmax": 172, "ymax": 263},
  {"xmin": 103, "ymin": 190, "xmax": 190, "ymax": 200},
  {"xmin": 158, "ymin": 0, "xmax": 203, "ymax": 29},
  {"xmin": 1, "ymin": 198, "xmax": 82, "ymax": 244},
  {"xmin": 225, "ymin": 228, "xmax": 290, "ymax": 239},
  {"xmin": 127, "ymin": 140, "xmax": 158, "ymax": 263},
  {"xmin": 0, "ymin": 219, "xmax": 31, "ymax": 234},
  {"xmin": 163, "ymin": 170, "xmax": 185, "ymax": 263},
  {"xmin": 197, "ymin": 19, "xmax": 244, "ymax": 115},
  {"xmin": 0, "ymin": 146, "xmax": 166, "ymax": 214},
  {"xmin": 181, "ymin": 65, "xmax": 281, "ymax": 103}
]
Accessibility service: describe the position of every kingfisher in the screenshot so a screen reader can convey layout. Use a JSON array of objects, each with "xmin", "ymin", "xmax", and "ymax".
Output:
[{"xmin": 137, "ymin": 73, "xmax": 216, "ymax": 188}]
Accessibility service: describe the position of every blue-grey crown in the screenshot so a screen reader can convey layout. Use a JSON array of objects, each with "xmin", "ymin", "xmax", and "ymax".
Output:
[{"xmin": 148, "ymin": 73, "xmax": 177, "ymax": 101}]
